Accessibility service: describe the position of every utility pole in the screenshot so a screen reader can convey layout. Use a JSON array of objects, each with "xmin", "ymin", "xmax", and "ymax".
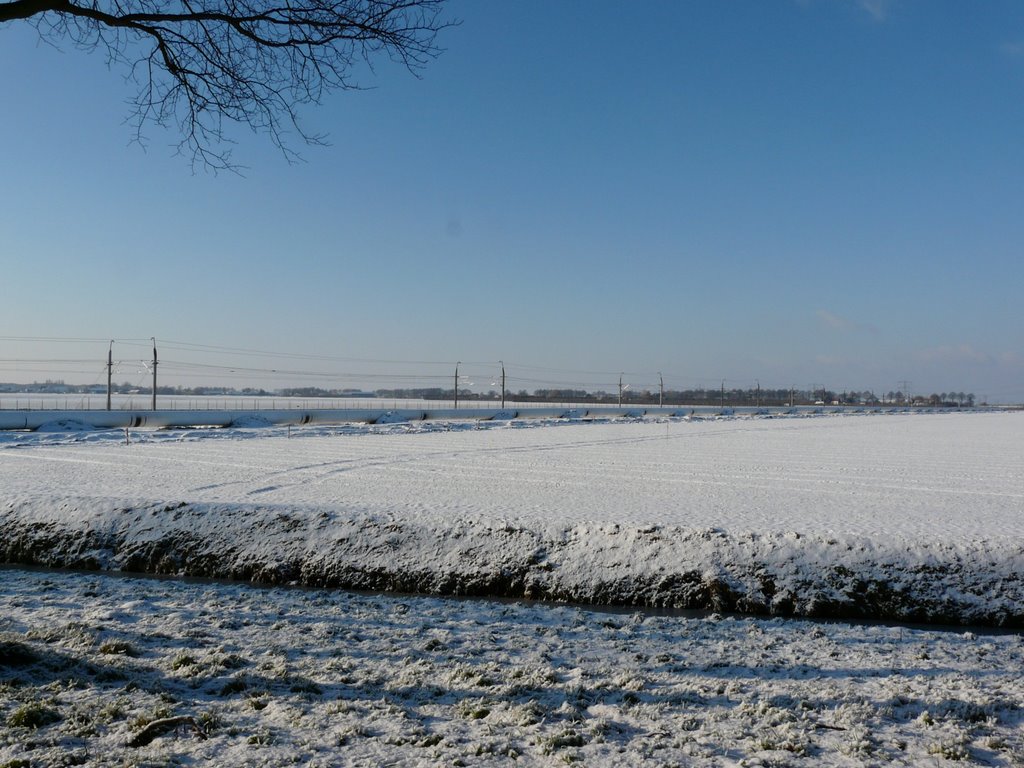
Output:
[
  {"xmin": 898, "ymin": 380, "xmax": 912, "ymax": 406},
  {"xmin": 499, "ymin": 360, "xmax": 505, "ymax": 410},
  {"xmin": 151, "ymin": 338, "xmax": 158, "ymax": 411},
  {"xmin": 618, "ymin": 373, "xmax": 624, "ymax": 407},
  {"xmin": 454, "ymin": 362, "xmax": 461, "ymax": 410},
  {"xmin": 720, "ymin": 379, "xmax": 725, "ymax": 408},
  {"xmin": 755, "ymin": 379, "xmax": 760, "ymax": 408},
  {"xmin": 658, "ymin": 372, "xmax": 664, "ymax": 408},
  {"xmin": 106, "ymin": 340, "xmax": 113, "ymax": 411},
  {"xmin": 789, "ymin": 387, "xmax": 795, "ymax": 408}
]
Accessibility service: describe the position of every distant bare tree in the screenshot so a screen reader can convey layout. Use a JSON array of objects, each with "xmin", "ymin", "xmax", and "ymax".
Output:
[{"xmin": 1, "ymin": 0, "xmax": 451, "ymax": 169}]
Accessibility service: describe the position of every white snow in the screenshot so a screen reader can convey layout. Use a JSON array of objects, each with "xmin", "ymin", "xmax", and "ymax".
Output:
[
  {"xmin": 1, "ymin": 567, "xmax": 1022, "ymax": 766},
  {"xmin": 3, "ymin": 412, "xmax": 1022, "ymax": 537},
  {"xmin": 2, "ymin": 412, "xmax": 1023, "ymax": 623},
  {"xmin": 2, "ymin": 412, "xmax": 1023, "ymax": 764}
]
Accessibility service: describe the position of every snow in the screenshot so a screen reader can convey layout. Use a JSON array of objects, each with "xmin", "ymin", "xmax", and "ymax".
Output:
[
  {"xmin": 1, "ymin": 567, "xmax": 1022, "ymax": 766},
  {"xmin": 4, "ymin": 411, "xmax": 1021, "ymax": 538},
  {"xmin": 2, "ymin": 412, "xmax": 1023, "ymax": 764},
  {"xmin": 2, "ymin": 412, "xmax": 1023, "ymax": 624}
]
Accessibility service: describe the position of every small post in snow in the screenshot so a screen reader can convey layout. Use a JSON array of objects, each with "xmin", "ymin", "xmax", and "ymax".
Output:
[
  {"xmin": 106, "ymin": 340, "xmax": 114, "ymax": 411},
  {"xmin": 151, "ymin": 337, "xmax": 158, "ymax": 411}
]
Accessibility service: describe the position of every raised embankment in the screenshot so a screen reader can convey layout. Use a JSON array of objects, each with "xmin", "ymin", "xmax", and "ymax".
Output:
[{"xmin": 2, "ymin": 499, "xmax": 1020, "ymax": 627}]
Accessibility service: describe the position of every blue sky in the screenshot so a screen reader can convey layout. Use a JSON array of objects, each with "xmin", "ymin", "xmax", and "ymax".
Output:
[{"xmin": 1, "ymin": 0, "xmax": 1023, "ymax": 401}]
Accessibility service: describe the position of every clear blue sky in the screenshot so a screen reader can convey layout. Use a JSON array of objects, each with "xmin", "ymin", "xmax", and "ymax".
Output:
[{"xmin": 1, "ymin": 0, "xmax": 1022, "ymax": 401}]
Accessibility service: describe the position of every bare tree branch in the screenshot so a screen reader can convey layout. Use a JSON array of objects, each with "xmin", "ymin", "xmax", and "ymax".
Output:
[{"xmin": 2, "ymin": 0, "xmax": 453, "ymax": 170}]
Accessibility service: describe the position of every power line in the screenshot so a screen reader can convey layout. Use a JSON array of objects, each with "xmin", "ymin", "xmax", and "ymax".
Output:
[
  {"xmin": 0, "ymin": 336, "xmax": 1002, "ymax": 400},
  {"xmin": 0, "ymin": 335, "xmax": 689, "ymax": 381}
]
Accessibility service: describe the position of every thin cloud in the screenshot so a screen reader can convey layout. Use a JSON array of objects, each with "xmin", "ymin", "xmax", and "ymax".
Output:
[
  {"xmin": 794, "ymin": 0, "xmax": 892, "ymax": 23},
  {"xmin": 1000, "ymin": 41, "xmax": 1024, "ymax": 59},
  {"xmin": 857, "ymin": 0, "xmax": 892, "ymax": 22},
  {"xmin": 817, "ymin": 309, "xmax": 855, "ymax": 331},
  {"xmin": 914, "ymin": 344, "xmax": 992, "ymax": 365},
  {"xmin": 815, "ymin": 355, "xmax": 848, "ymax": 366},
  {"xmin": 816, "ymin": 309, "xmax": 879, "ymax": 335}
]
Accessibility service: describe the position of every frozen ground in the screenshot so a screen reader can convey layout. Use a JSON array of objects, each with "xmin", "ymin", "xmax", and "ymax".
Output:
[
  {"xmin": 2, "ymin": 567, "xmax": 1023, "ymax": 767},
  {"xmin": 2, "ymin": 412, "xmax": 1023, "ymax": 624}
]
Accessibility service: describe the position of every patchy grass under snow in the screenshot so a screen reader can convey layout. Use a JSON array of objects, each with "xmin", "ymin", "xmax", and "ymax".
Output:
[{"xmin": 1, "ymin": 568, "xmax": 1023, "ymax": 767}]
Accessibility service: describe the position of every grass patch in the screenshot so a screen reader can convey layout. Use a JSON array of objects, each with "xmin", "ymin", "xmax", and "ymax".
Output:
[
  {"xmin": 289, "ymin": 679, "xmax": 322, "ymax": 695},
  {"xmin": 98, "ymin": 640, "xmax": 138, "ymax": 657},
  {"xmin": 457, "ymin": 700, "xmax": 491, "ymax": 720},
  {"xmin": 247, "ymin": 726, "xmax": 276, "ymax": 746},
  {"xmin": 170, "ymin": 653, "xmax": 198, "ymax": 670},
  {"xmin": 218, "ymin": 653, "xmax": 248, "ymax": 669},
  {"xmin": 540, "ymin": 729, "xmax": 586, "ymax": 755},
  {"xmin": 927, "ymin": 738, "xmax": 970, "ymax": 761},
  {"xmin": 0, "ymin": 640, "xmax": 40, "ymax": 668},
  {"xmin": 8, "ymin": 702, "xmax": 61, "ymax": 729},
  {"xmin": 129, "ymin": 706, "xmax": 173, "ymax": 730},
  {"xmin": 97, "ymin": 702, "xmax": 127, "ymax": 724},
  {"xmin": 218, "ymin": 678, "xmax": 249, "ymax": 696},
  {"xmin": 197, "ymin": 708, "xmax": 224, "ymax": 734}
]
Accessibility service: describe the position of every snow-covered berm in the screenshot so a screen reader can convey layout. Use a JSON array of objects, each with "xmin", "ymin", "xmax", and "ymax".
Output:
[{"xmin": 2, "ymin": 412, "xmax": 1022, "ymax": 625}]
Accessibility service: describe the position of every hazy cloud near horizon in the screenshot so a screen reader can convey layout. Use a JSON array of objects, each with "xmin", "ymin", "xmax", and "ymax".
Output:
[
  {"xmin": 913, "ymin": 344, "xmax": 1020, "ymax": 367},
  {"xmin": 816, "ymin": 310, "xmax": 879, "ymax": 335}
]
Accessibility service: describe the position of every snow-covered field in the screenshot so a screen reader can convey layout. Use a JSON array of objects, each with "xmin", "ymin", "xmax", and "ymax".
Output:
[
  {"xmin": 2, "ymin": 567, "xmax": 1023, "ymax": 767},
  {"xmin": 2, "ymin": 413, "xmax": 1023, "ymax": 765},
  {"xmin": 2, "ymin": 412, "xmax": 1023, "ymax": 624}
]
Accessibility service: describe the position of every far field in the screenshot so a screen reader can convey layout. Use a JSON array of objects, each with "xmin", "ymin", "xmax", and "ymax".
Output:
[{"xmin": 2, "ymin": 412, "xmax": 1022, "ymax": 623}]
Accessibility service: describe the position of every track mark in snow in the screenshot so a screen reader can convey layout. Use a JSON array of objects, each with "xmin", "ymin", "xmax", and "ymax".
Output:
[
  {"xmin": 0, "ymin": 452, "xmax": 125, "ymax": 468},
  {"xmin": 248, "ymin": 485, "xmax": 281, "ymax": 495}
]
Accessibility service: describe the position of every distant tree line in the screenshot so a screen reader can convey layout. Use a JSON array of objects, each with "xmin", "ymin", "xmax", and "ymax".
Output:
[
  {"xmin": 0, "ymin": 381, "xmax": 977, "ymax": 407},
  {"xmin": 371, "ymin": 386, "xmax": 977, "ymax": 408}
]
